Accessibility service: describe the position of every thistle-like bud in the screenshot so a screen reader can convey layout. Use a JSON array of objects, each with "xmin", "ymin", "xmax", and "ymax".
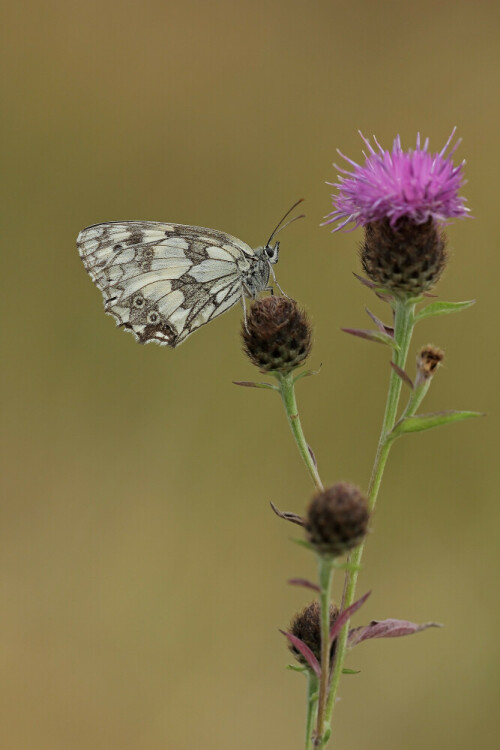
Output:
[
  {"xmin": 361, "ymin": 218, "xmax": 447, "ymax": 296},
  {"xmin": 416, "ymin": 344, "xmax": 444, "ymax": 381},
  {"xmin": 242, "ymin": 296, "xmax": 312, "ymax": 373},
  {"xmin": 288, "ymin": 601, "xmax": 339, "ymax": 667},
  {"xmin": 306, "ymin": 482, "xmax": 369, "ymax": 557}
]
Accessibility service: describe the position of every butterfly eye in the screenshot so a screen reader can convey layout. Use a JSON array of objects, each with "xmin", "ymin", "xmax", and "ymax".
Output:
[
  {"xmin": 133, "ymin": 295, "xmax": 145, "ymax": 308},
  {"xmin": 147, "ymin": 311, "xmax": 160, "ymax": 324},
  {"xmin": 265, "ymin": 241, "xmax": 280, "ymax": 263}
]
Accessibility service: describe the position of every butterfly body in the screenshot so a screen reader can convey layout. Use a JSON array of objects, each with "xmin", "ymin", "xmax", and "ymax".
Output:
[{"xmin": 77, "ymin": 220, "xmax": 280, "ymax": 347}]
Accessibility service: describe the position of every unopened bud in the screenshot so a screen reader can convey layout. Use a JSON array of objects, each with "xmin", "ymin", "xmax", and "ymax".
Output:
[
  {"xmin": 306, "ymin": 482, "xmax": 369, "ymax": 557},
  {"xmin": 288, "ymin": 601, "xmax": 339, "ymax": 667},
  {"xmin": 416, "ymin": 344, "xmax": 444, "ymax": 381},
  {"xmin": 242, "ymin": 297, "xmax": 312, "ymax": 373}
]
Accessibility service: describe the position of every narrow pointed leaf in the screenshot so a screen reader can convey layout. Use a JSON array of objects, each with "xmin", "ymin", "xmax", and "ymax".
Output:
[
  {"xmin": 286, "ymin": 663, "xmax": 309, "ymax": 673},
  {"xmin": 280, "ymin": 630, "xmax": 321, "ymax": 677},
  {"xmin": 390, "ymin": 362, "xmax": 414, "ymax": 390},
  {"xmin": 270, "ymin": 502, "xmax": 305, "ymax": 527},
  {"xmin": 348, "ymin": 619, "xmax": 442, "ymax": 648},
  {"xmin": 330, "ymin": 591, "xmax": 371, "ymax": 643},
  {"xmin": 342, "ymin": 668, "xmax": 361, "ymax": 675},
  {"xmin": 233, "ymin": 380, "xmax": 278, "ymax": 390},
  {"xmin": 290, "ymin": 537, "xmax": 315, "ymax": 551},
  {"xmin": 288, "ymin": 578, "xmax": 321, "ymax": 592},
  {"xmin": 415, "ymin": 299, "xmax": 475, "ymax": 322},
  {"xmin": 341, "ymin": 328, "xmax": 399, "ymax": 350},
  {"xmin": 308, "ymin": 444, "xmax": 318, "ymax": 468},
  {"xmin": 293, "ymin": 365, "xmax": 322, "ymax": 383},
  {"xmin": 365, "ymin": 307, "xmax": 394, "ymax": 335},
  {"xmin": 353, "ymin": 272, "xmax": 377, "ymax": 289},
  {"xmin": 391, "ymin": 410, "xmax": 483, "ymax": 438},
  {"xmin": 375, "ymin": 290, "xmax": 395, "ymax": 304}
]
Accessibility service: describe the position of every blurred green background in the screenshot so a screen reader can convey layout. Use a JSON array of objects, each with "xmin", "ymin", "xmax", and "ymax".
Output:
[{"xmin": 1, "ymin": 1, "xmax": 498, "ymax": 748}]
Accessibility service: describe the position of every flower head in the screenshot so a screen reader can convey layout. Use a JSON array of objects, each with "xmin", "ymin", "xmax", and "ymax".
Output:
[{"xmin": 324, "ymin": 129, "xmax": 469, "ymax": 231}]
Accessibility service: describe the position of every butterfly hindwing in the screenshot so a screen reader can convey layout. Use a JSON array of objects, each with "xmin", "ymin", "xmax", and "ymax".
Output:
[{"xmin": 77, "ymin": 221, "xmax": 262, "ymax": 347}]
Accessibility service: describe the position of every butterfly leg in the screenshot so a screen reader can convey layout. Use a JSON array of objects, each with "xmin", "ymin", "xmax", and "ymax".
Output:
[
  {"xmin": 240, "ymin": 285, "xmax": 250, "ymax": 333},
  {"xmin": 268, "ymin": 264, "xmax": 288, "ymax": 297}
]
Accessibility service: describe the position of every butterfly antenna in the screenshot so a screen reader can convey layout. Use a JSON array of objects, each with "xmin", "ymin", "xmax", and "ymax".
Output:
[{"xmin": 266, "ymin": 198, "xmax": 305, "ymax": 247}]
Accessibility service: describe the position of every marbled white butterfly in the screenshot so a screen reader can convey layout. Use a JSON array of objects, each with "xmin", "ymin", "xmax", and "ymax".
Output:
[{"xmin": 77, "ymin": 201, "xmax": 303, "ymax": 347}]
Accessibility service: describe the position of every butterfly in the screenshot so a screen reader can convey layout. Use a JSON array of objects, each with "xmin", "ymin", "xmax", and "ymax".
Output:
[{"xmin": 77, "ymin": 200, "xmax": 303, "ymax": 348}]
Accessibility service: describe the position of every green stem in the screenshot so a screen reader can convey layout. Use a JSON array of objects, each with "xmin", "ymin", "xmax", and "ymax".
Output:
[
  {"xmin": 277, "ymin": 372, "xmax": 324, "ymax": 492},
  {"xmin": 324, "ymin": 298, "xmax": 416, "ymax": 739},
  {"xmin": 314, "ymin": 556, "xmax": 335, "ymax": 745},
  {"xmin": 305, "ymin": 672, "xmax": 319, "ymax": 750}
]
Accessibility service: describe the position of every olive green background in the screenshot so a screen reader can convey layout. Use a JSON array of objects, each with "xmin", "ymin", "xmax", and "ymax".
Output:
[{"xmin": 1, "ymin": 1, "xmax": 498, "ymax": 748}]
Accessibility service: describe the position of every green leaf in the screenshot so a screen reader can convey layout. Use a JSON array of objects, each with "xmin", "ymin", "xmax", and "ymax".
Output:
[
  {"xmin": 390, "ymin": 410, "xmax": 483, "ymax": 438},
  {"xmin": 232, "ymin": 380, "xmax": 278, "ymax": 390},
  {"xmin": 415, "ymin": 299, "xmax": 475, "ymax": 322},
  {"xmin": 286, "ymin": 663, "xmax": 309, "ymax": 674},
  {"xmin": 293, "ymin": 366, "xmax": 322, "ymax": 383},
  {"xmin": 290, "ymin": 537, "xmax": 315, "ymax": 552},
  {"xmin": 342, "ymin": 668, "xmax": 361, "ymax": 675}
]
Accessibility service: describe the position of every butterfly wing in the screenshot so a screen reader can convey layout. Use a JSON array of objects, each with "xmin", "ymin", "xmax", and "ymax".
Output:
[{"xmin": 77, "ymin": 221, "xmax": 256, "ymax": 346}]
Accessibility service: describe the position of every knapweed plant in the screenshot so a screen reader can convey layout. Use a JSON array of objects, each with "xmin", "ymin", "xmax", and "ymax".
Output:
[{"xmin": 235, "ymin": 129, "xmax": 479, "ymax": 749}]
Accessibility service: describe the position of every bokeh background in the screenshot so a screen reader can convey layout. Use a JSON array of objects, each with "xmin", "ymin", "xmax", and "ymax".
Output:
[{"xmin": 1, "ymin": 1, "xmax": 498, "ymax": 748}]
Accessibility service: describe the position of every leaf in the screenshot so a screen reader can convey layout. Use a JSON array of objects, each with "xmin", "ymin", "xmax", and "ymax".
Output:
[
  {"xmin": 415, "ymin": 299, "xmax": 475, "ymax": 322},
  {"xmin": 232, "ymin": 380, "xmax": 278, "ymax": 390},
  {"xmin": 365, "ymin": 307, "xmax": 394, "ymax": 335},
  {"xmin": 286, "ymin": 663, "xmax": 309, "ymax": 673},
  {"xmin": 390, "ymin": 410, "xmax": 483, "ymax": 438},
  {"xmin": 342, "ymin": 668, "xmax": 361, "ymax": 675},
  {"xmin": 270, "ymin": 501, "xmax": 305, "ymax": 527},
  {"xmin": 330, "ymin": 591, "xmax": 371, "ymax": 643},
  {"xmin": 288, "ymin": 578, "xmax": 321, "ymax": 592},
  {"xmin": 390, "ymin": 362, "xmax": 414, "ymax": 390},
  {"xmin": 348, "ymin": 619, "xmax": 442, "ymax": 648},
  {"xmin": 293, "ymin": 365, "xmax": 322, "ymax": 383},
  {"xmin": 290, "ymin": 537, "xmax": 316, "ymax": 552},
  {"xmin": 280, "ymin": 630, "xmax": 321, "ymax": 677},
  {"xmin": 341, "ymin": 328, "xmax": 399, "ymax": 350},
  {"xmin": 353, "ymin": 272, "xmax": 377, "ymax": 289}
]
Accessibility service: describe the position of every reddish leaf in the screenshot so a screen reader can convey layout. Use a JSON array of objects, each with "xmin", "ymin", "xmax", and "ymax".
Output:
[
  {"xmin": 353, "ymin": 272, "xmax": 377, "ymax": 289},
  {"xmin": 348, "ymin": 618, "xmax": 442, "ymax": 648},
  {"xmin": 341, "ymin": 328, "xmax": 397, "ymax": 348},
  {"xmin": 390, "ymin": 362, "xmax": 414, "ymax": 390},
  {"xmin": 288, "ymin": 578, "xmax": 321, "ymax": 592},
  {"xmin": 307, "ymin": 444, "xmax": 318, "ymax": 468},
  {"xmin": 365, "ymin": 307, "xmax": 394, "ymax": 336},
  {"xmin": 330, "ymin": 591, "xmax": 371, "ymax": 643},
  {"xmin": 232, "ymin": 380, "xmax": 276, "ymax": 390},
  {"xmin": 280, "ymin": 630, "xmax": 321, "ymax": 677}
]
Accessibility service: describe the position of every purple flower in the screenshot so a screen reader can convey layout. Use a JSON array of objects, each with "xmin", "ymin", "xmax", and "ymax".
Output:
[{"xmin": 324, "ymin": 129, "xmax": 470, "ymax": 231}]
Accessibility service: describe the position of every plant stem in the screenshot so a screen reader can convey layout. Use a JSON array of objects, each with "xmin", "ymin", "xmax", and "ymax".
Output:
[
  {"xmin": 305, "ymin": 672, "xmax": 319, "ymax": 750},
  {"xmin": 323, "ymin": 298, "xmax": 416, "ymax": 738},
  {"xmin": 314, "ymin": 556, "xmax": 335, "ymax": 745},
  {"xmin": 277, "ymin": 372, "xmax": 324, "ymax": 492}
]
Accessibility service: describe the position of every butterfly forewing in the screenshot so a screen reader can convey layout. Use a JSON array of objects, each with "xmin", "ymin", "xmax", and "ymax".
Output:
[{"xmin": 77, "ymin": 221, "xmax": 268, "ymax": 347}]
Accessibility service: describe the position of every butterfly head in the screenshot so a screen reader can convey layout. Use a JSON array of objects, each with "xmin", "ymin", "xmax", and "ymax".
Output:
[{"xmin": 264, "ymin": 241, "xmax": 280, "ymax": 265}]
